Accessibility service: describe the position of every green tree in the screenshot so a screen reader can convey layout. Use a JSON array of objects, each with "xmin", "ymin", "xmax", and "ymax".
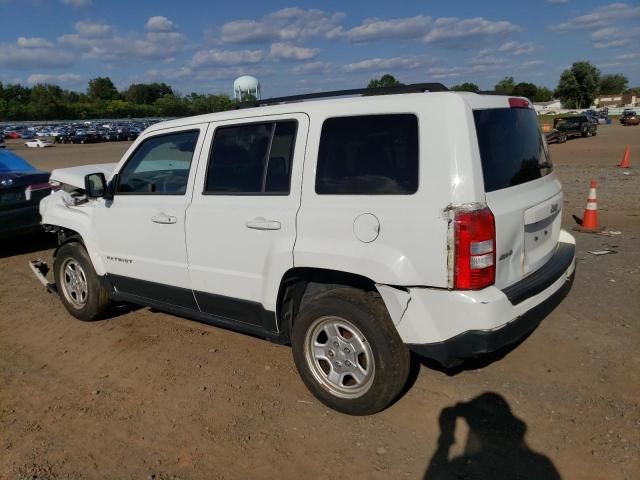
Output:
[
  {"xmin": 154, "ymin": 94, "xmax": 189, "ymax": 117},
  {"xmin": 29, "ymin": 84, "xmax": 69, "ymax": 119},
  {"xmin": 87, "ymin": 77, "xmax": 119, "ymax": 102},
  {"xmin": 367, "ymin": 74, "xmax": 403, "ymax": 89},
  {"xmin": 494, "ymin": 76, "xmax": 515, "ymax": 94},
  {"xmin": 555, "ymin": 61, "xmax": 600, "ymax": 109},
  {"xmin": 599, "ymin": 74, "xmax": 628, "ymax": 94},
  {"xmin": 533, "ymin": 86, "xmax": 554, "ymax": 102},
  {"xmin": 451, "ymin": 82, "xmax": 480, "ymax": 93},
  {"xmin": 512, "ymin": 82, "xmax": 538, "ymax": 100},
  {"xmin": 125, "ymin": 82, "xmax": 174, "ymax": 104}
]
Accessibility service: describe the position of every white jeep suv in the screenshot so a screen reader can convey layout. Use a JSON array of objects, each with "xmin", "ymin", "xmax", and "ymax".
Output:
[{"xmin": 34, "ymin": 84, "xmax": 575, "ymax": 415}]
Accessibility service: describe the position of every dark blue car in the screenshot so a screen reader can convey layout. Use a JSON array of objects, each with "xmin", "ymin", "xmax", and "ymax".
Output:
[{"xmin": 0, "ymin": 149, "xmax": 52, "ymax": 239}]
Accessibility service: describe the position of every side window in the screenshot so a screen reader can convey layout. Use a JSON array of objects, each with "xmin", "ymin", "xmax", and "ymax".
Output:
[
  {"xmin": 316, "ymin": 114, "xmax": 419, "ymax": 195},
  {"xmin": 205, "ymin": 121, "xmax": 297, "ymax": 194},
  {"xmin": 117, "ymin": 130, "xmax": 199, "ymax": 195}
]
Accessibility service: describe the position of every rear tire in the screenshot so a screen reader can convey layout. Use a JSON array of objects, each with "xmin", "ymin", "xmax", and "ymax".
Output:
[
  {"xmin": 54, "ymin": 243, "xmax": 111, "ymax": 321},
  {"xmin": 291, "ymin": 288, "xmax": 410, "ymax": 415}
]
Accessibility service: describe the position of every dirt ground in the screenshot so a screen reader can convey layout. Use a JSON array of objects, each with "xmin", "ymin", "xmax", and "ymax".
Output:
[{"xmin": 1, "ymin": 125, "xmax": 639, "ymax": 480}]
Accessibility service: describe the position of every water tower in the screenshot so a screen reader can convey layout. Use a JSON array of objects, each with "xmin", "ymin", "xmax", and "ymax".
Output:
[{"xmin": 233, "ymin": 75, "xmax": 261, "ymax": 101}]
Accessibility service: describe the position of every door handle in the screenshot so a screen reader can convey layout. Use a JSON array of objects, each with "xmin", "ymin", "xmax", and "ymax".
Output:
[
  {"xmin": 245, "ymin": 217, "xmax": 281, "ymax": 230},
  {"xmin": 151, "ymin": 213, "xmax": 177, "ymax": 224}
]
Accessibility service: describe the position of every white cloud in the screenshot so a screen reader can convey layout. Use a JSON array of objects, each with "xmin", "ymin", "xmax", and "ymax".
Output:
[
  {"xmin": 59, "ymin": 20, "xmax": 186, "ymax": 61},
  {"xmin": 469, "ymin": 53, "xmax": 505, "ymax": 66},
  {"xmin": 424, "ymin": 17, "xmax": 520, "ymax": 45},
  {"xmin": 0, "ymin": 38, "xmax": 73, "ymax": 68},
  {"xmin": 594, "ymin": 39, "xmax": 630, "ymax": 48},
  {"xmin": 427, "ymin": 66, "xmax": 466, "ymax": 80},
  {"xmin": 220, "ymin": 8, "xmax": 345, "ymax": 43},
  {"xmin": 549, "ymin": 3, "xmax": 640, "ymax": 31},
  {"xmin": 270, "ymin": 43, "xmax": 319, "ymax": 61},
  {"xmin": 615, "ymin": 52, "xmax": 640, "ymax": 60},
  {"xmin": 292, "ymin": 61, "xmax": 331, "ymax": 75},
  {"xmin": 520, "ymin": 60, "xmax": 545, "ymax": 68},
  {"xmin": 27, "ymin": 73, "xmax": 82, "ymax": 85},
  {"xmin": 339, "ymin": 15, "xmax": 432, "ymax": 42},
  {"xmin": 61, "ymin": 0, "xmax": 92, "ymax": 7},
  {"xmin": 498, "ymin": 41, "xmax": 537, "ymax": 55},
  {"xmin": 74, "ymin": 21, "xmax": 112, "ymax": 38},
  {"xmin": 342, "ymin": 56, "xmax": 433, "ymax": 73},
  {"xmin": 144, "ymin": 67, "xmax": 193, "ymax": 81},
  {"xmin": 146, "ymin": 16, "xmax": 177, "ymax": 32},
  {"xmin": 16, "ymin": 37, "xmax": 54, "ymax": 48},
  {"xmin": 191, "ymin": 49, "xmax": 264, "ymax": 68}
]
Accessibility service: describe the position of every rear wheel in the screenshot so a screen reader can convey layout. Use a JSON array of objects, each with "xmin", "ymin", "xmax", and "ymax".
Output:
[
  {"xmin": 291, "ymin": 288, "xmax": 410, "ymax": 415},
  {"xmin": 54, "ymin": 243, "xmax": 111, "ymax": 321}
]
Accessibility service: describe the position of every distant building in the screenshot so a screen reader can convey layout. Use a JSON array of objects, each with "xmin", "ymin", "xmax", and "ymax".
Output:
[{"xmin": 594, "ymin": 93, "xmax": 638, "ymax": 107}]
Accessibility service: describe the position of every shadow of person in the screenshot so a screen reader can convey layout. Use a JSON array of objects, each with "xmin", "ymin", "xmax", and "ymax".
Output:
[{"xmin": 424, "ymin": 392, "xmax": 561, "ymax": 480}]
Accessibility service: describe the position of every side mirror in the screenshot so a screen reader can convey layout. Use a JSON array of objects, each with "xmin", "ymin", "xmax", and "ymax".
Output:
[{"xmin": 84, "ymin": 172, "xmax": 107, "ymax": 198}]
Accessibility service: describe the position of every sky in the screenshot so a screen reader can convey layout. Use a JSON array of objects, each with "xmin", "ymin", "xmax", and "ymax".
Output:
[{"xmin": 0, "ymin": 0, "xmax": 638, "ymax": 98}]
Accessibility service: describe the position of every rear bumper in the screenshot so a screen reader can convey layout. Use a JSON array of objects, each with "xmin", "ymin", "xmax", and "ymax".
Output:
[
  {"xmin": 383, "ymin": 230, "xmax": 576, "ymax": 367},
  {"xmin": 408, "ymin": 272, "xmax": 573, "ymax": 367}
]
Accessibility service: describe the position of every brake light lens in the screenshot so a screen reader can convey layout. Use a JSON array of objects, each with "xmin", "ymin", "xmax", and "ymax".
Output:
[
  {"xmin": 454, "ymin": 207, "xmax": 496, "ymax": 290},
  {"xmin": 509, "ymin": 97, "xmax": 530, "ymax": 109}
]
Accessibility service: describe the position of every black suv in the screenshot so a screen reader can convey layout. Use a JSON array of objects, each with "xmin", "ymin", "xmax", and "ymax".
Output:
[{"xmin": 553, "ymin": 115, "xmax": 597, "ymax": 139}]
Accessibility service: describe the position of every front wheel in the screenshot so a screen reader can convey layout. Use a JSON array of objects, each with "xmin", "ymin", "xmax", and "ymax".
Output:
[
  {"xmin": 291, "ymin": 288, "xmax": 410, "ymax": 415},
  {"xmin": 54, "ymin": 243, "xmax": 111, "ymax": 321}
]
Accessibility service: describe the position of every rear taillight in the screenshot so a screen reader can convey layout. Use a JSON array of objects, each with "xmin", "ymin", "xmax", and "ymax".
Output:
[
  {"xmin": 453, "ymin": 207, "xmax": 496, "ymax": 290},
  {"xmin": 509, "ymin": 97, "xmax": 530, "ymax": 109}
]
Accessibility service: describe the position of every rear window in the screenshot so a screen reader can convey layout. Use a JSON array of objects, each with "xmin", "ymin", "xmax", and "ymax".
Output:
[
  {"xmin": 474, "ymin": 108, "xmax": 552, "ymax": 193},
  {"xmin": 316, "ymin": 114, "xmax": 418, "ymax": 195}
]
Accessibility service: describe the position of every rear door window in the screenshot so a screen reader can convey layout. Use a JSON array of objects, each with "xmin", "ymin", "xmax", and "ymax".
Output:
[
  {"xmin": 316, "ymin": 114, "xmax": 418, "ymax": 195},
  {"xmin": 473, "ymin": 108, "xmax": 552, "ymax": 193}
]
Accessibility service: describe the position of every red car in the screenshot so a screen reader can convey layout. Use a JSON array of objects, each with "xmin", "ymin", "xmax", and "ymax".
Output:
[{"xmin": 7, "ymin": 131, "xmax": 22, "ymax": 139}]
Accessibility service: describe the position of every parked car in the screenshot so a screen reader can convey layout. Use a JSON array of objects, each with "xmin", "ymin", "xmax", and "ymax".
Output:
[
  {"xmin": 7, "ymin": 131, "xmax": 22, "ymax": 139},
  {"xmin": 620, "ymin": 111, "xmax": 639, "ymax": 126},
  {"xmin": 545, "ymin": 129, "xmax": 567, "ymax": 144},
  {"xmin": 33, "ymin": 85, "xmax": 575, "ymax": 415},
  {"xmin": 0, "ymin": 138, "xmax": 5, "ymax": 149},
  {"xmin": 25, "ymin": 139, "xmax": 55, "ymax": 148},
  {"xmin": 0, "ymin": 149, "xmax": 52, "ymax": 239},
  {"xmin": 20, "ymin": 131, "xmax": 36, "ymax": 140},
  {"xmin": 553, "ymin": 115, "xmax": 597, "ymax": 138}
]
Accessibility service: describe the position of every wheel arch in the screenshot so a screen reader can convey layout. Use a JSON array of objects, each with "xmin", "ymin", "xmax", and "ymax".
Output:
[{"xmin": 276, "ymin": 267, "xmax": 379, "ymax": 343}]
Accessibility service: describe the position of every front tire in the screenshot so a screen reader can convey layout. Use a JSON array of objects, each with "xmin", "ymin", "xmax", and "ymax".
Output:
[
  {"xmin": 291, "ymin": 288, "xmax": 410, "ymax": 415},
  {"xmin": 54, "ymin": 243, "xmax": 111, "ymax": 321}
]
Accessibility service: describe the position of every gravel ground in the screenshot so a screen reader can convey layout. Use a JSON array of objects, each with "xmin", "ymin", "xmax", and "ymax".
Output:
[{"xmin": 1, "ymin": 123, "xmax": 639, "ymax": 480}]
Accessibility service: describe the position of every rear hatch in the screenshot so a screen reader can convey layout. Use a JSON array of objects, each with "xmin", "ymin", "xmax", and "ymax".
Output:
[{"xmin": 473, "ymin": 105, "xmax": 562, "ymax": 289}]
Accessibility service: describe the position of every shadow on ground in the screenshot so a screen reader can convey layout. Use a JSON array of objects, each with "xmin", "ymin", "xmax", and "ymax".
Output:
[{"xmin": 424, "ymin": 392, "xmax": 562, "ymax": 480}]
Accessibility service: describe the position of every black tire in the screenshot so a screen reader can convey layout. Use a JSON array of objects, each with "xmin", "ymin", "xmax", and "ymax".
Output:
[
  {"xmin": 291, "ymin": 288, "xmax": 410, "ymax": 415},
  {"xmin": 53, "ymin": 242, "xmax": 111, "ymax": 321}
]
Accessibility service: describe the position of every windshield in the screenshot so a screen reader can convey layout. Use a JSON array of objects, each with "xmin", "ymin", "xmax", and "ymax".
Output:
[{"xmin": 473, "ymin": 108, "xmax": 552, "ymax": 193}]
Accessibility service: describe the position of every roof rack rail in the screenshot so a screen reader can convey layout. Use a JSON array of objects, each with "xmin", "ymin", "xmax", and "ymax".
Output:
[{"xmin": 234, "ymin": 82, "xmax": 449, "ymax": 109}]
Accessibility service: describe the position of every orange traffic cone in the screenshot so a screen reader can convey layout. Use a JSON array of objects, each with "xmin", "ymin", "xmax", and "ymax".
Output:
[
  {"xmin": 618, "ymin": 146, "xmax": 631, "ymax": 168},
  {"xmin": 581, "ymin": 180, "xmax": 599, "ymax": 230}
]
